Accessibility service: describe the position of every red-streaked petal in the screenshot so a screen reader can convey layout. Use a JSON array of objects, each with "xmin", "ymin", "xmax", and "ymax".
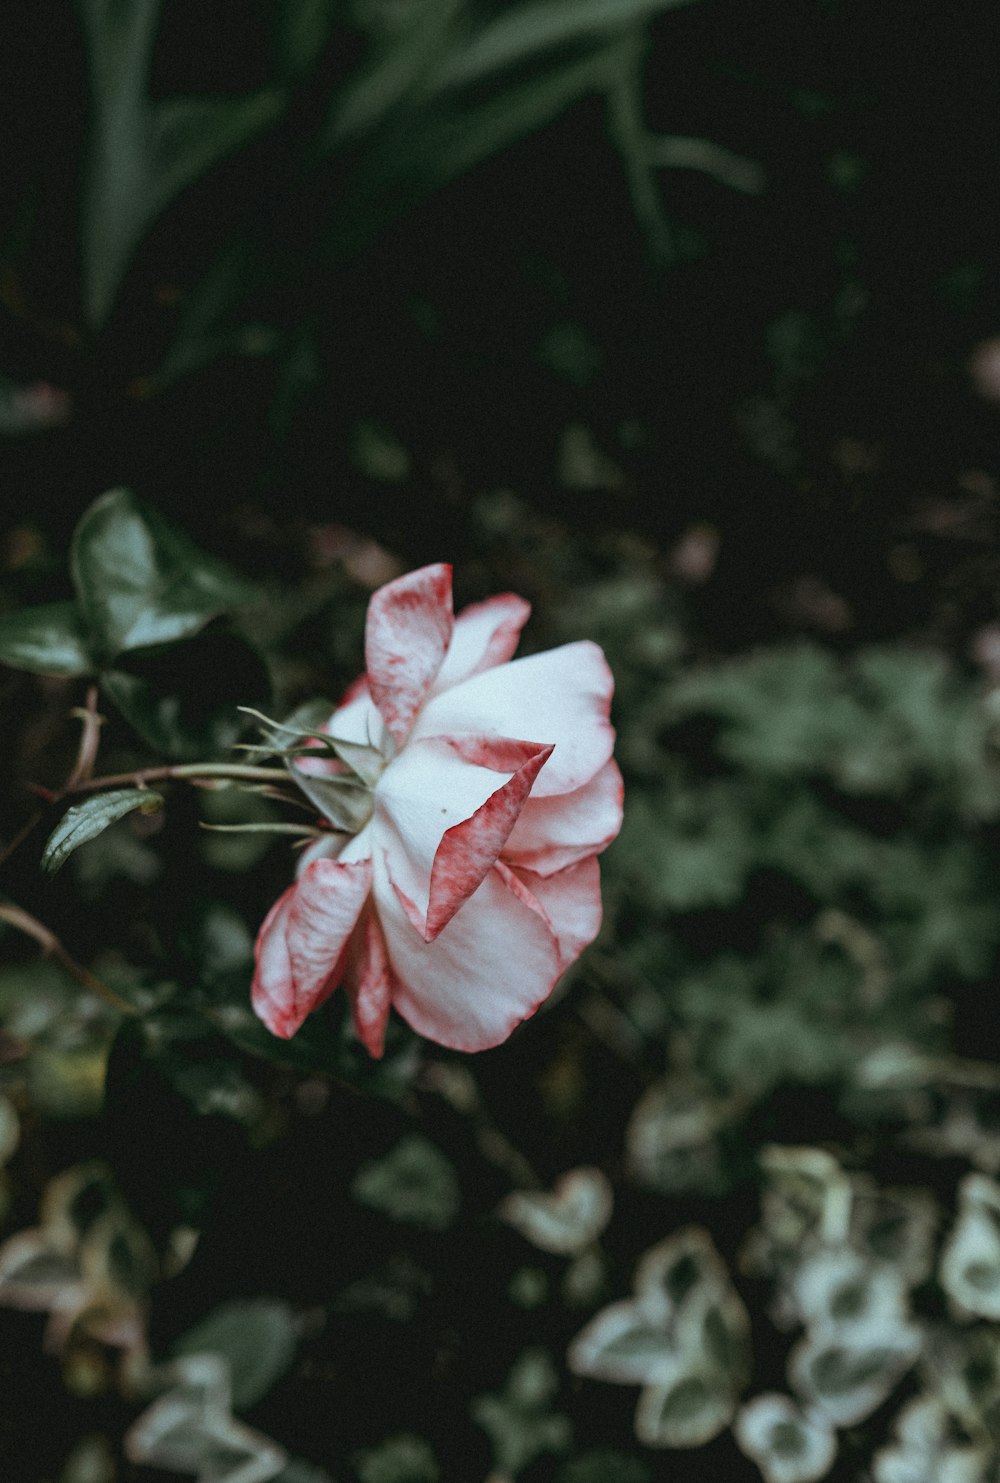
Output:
[
  {"xmin": 252, "ymin": 886, "xmax": 297, "ymax": 1036},
  {"xmin": 413, "ymin": 640, "xmax": 614, "ymax": 796},
  {"xmin": 432, "ymin": 593, "xmax": 531, "ymax": 693},
  {"xmin": 365, "ymin": 563, "xmax": 453, "ymax": 744},
  {"xmin": 287, "ymin": 857, "xmax": 371, "ymax": 988},
  {"xmin": 374, "ymin": 858, "xmax": 562, "ymax": 1052},
  {"xmin": 425, "ymin": 742, "xmax": 552, "ymax": 938},
  {"xmin": 252, "ymin": 858, "xmax": 372, "ymax": 1039},
  {"xmin": 375, "ymin": 734, "xmax": 552, "ymax": 941},
  {"xmin": 503, "ymin": 758, "xmax": 624, "ymax": 876},
  {"xmin": 509, "ymin": 855, "xmax": 603, "ymax": 970},
  {"xmin": 345, "ymin": 908, "xmax": 393, "ymax": 1059}
]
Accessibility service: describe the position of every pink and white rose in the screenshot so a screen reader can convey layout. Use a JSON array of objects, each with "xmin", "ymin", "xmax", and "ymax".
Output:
[{"xmin": 252, "ymin": 563, "xmax": 623, "ymax": 1056}]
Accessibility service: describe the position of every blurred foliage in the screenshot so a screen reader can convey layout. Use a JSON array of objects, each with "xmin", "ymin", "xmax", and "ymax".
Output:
[
  {"xmin": 3, "ymin": 0, "xmax": 1000, "ymax": 1478},
  {"xmin": 5, "ymin": 496, "xmax": 1000, "ymax": 1478}
]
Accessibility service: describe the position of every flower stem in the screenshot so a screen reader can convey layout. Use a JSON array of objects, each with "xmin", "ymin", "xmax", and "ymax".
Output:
[
  {"xmin": 0, "ymin": 902, "xmax": 137, "ymax": 1015},
  {"xmin": 67, "ymin": 762, "xmax": 289, "ymax": 794}
]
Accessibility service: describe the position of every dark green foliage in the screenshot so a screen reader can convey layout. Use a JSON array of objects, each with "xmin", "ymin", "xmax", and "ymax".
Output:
[
  {"xmin": 603, "ymin": 619, "xmax": 1000, "ymax": 1120},
  {"xmin": 4, "ymin": 0, "xmax": 1000, "ymax": 1476}
]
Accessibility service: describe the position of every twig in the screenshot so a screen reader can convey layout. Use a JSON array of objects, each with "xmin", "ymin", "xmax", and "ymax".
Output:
[
  {"xmin": 67, "ymin": 762, "xmax": 290, "ymax": 794},
  {"xmin": 1, "ymin": 756, "xmax": 289, "ymax": 869},
  {"xmin": 0, "ymin": 811, "xmax": 44, "ymax": 870},
  {"xmin": 64, "ymin": 684, "xmax": 104, "ymax": 790},
  {"xmin": 0, "ymin": 902, "xmax": 137, "ymax": 1015}
]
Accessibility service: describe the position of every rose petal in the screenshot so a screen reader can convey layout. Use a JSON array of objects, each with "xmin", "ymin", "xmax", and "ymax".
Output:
[
  {"xmin": 508, "ymin": 856, "xmax": 603, "ymax": 970},
  {"xmin": 375, "ymin": 734, "xmax": 552, "ymax": 940},
  {"xmin": 251, "ymin": 887, "xmax": 297, "ymax": 1035},
  {"xmin": 294, "ymin": 822, "xmax": 373, "ymax": 877},
  {"xmin": 252, "ymin": 857, "xmax": 372, "ymax": 1038},
  {"xmin": 504, "ymin": 758, "xmax": 624, "ymax": 875},
  {"xmin": 324, "ymin": 679, "xmax": 389, "ymax": 757},
  {"xmin": 375, "ymin": 857, "xmax": 563, "ymax": 1052},
  {"xmin": 365, "ymin": 563, "xmax": 454, "ymax": 744},
  {"xmin": 345, "ymin": 908, "xmax": 393, "ymax": 1059},
  {"xmin": 413, "ymin": 640, "xmax": 614, "ymax": 796},
  {"xmin": 432, "ymin": 593, "xmax": 531, "ymax": 694}
]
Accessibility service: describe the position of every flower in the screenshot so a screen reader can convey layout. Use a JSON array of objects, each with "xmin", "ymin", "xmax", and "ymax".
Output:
[{"xmin": 252, "ymin": 563, "xmax": 623, "ymax": 1055}]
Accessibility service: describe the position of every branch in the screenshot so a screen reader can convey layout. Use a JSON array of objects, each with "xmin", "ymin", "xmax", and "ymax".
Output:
[{"xmin": 0, "ymin": 902, "xmax": 137, "ymax": 1015}]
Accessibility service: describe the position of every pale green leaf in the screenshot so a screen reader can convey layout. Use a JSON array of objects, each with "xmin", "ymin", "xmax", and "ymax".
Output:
[
  {"xmin": 634, "ymin": 1365, "xmax": 736, "ymax": 1448},
  {"xmin": 124, "ymin": 1352, "xmax": 287, "ymax": 1480},
  {"xmin": 71, "ymin": 489, "xmax": 259, "ymax": 658},
  {"xmin": 940, "ymin": 1174, "xmax": 1000, "ymax": 1320},
  {"xmin": 353, "ymin": 1433, "xmax": 440, "ymax": 1483},
  {"xmin": 567, "ymin": 1300, "xmax": 674, "ymax": 1384},
  {"xmin": 499, "ymin": 1167, "xmax": 613, "ymax": 1255},
  {"xmin": 438, "ymin": 0, "xmax": 697, "ymax": 92},
  {"xmin": 788, "ymin": 1329, "xmax": 921, "ymax": 1427},
  {"xmin": 171, "ymin": 1299, "xmax": 298, "ymax": 1411},
  {"xmin": 734, "ymin": 1394, "xmax": 837, "ymax": 1483},
  {"xmin": 872, "ymin": 1395, "xmax": 989, "ymax": 1483},
  {"xmin": 41, "ymin": 789, "xmax": 165, "ymax": 873},
  {"xmin": 0, "ymin": 601, "xmax": 95, "ymax": 676},
  {"xmin": 472, "ymin": 1350, "xmax": 572, "ymax": 1476},
  {"xmin": 352, "ymin": 1134, "xmax": 460, "ymax": 1231},
  {"xmin": 153, "ymin": 91, "xmax": 286, "ymax": 214},
  {"xmin": 78, "ymin": 0, "xmax": 285, "ymax": 325}
]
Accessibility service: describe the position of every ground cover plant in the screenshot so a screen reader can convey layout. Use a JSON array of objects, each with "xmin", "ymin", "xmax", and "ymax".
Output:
[{"xmin": 3, "ymin": 3, "xmax": 1000, "ymax": 1480}]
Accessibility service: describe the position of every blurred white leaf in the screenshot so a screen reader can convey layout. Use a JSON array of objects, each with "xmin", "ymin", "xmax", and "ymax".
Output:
[
  {"xmin": 499, "ymin": 1167, "xmax": 613, "ymax": 1256},
  {"xmin": 734, "ymin": 1394, "xmax": 837, "ymax": 1483}
]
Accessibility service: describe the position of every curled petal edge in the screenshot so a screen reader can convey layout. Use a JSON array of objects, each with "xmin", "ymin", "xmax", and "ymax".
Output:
[{"xmin": 389, "ymin": 737, "xmax": 554, "ymax": 942}]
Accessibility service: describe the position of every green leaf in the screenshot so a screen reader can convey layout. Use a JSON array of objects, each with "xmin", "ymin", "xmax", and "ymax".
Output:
[
  {"xmin": 790, "ymin": 1247, "xmax": 909, "ymax": 1338},
  {"xmin": 71, "ymin": 489, "xmax": 260, "ymax": 660},
  {"xmin": 788, "ymin": 1329, "xmax": 921, "ymax": 1427},
  {"xmin": 41, "ymin": 788, "xmax": 165, "ymax": 873},
  {"xmin": 353, "ymin": 1434, "xmax": 440, "ymax": 1483},
  {"xmin": 78, "ymin": 0, "xmax": 285, "ymax": 326},
  {"xmin": 499, "ymin": 1167, "xmax": 613, "ymax": 1255},
  {"xmin": 102, "ymin": 628, "xmax": 270, "ymax": 760},
  {"xmin": 275, "ymin": 0, "xmax": 336, "ymax": 80},
  {"xmin": 439, "ymin": 0, "xmax": 697, "ymax": 91},
  {"xmin": 352, "ymin": 1133, "xmax": 460, "ymax": 1230},
  {"xmin": 285, "ymin": 763, "xmax": 373, "ymax": 832},
  {"xmin": 472, "ymin": 1350, "xmax": 572, "ymax": 1476},
  {"xmin": 634, "ymin": 1365, "xmax": 737, "ymax": 1448},
  {"xmin": 125, "ymin": 1352, "xmax": 287, "ymax": 1481},
  {"xmin": 872, "ymin": 1395, "xmax": 990, "ymax": 1483},
  {"xmin": 556, "ymin": 1451, "xmax": 652, "ymax": 1483},
  {"xmin": 171, "ymin": 1298, "xmax": 298, "ymax": 1411},
  {"xmin": 734, "ymin": 1395, "xmax": 837, "ymax": 1483},
  {"xmin": 567, "ymin": 1300, "xmax": 675, "ymax": 1384},
  {"xmin": 0, "ymin": 601, "xmax": 95, "ymax": 676},
  {"xmin": 940, "ymin": 1174, "xmax": 1000, "ymax": 1320}
]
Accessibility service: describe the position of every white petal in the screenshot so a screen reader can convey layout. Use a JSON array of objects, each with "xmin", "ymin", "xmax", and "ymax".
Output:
[
  {"xmin": 373, "ymin": 735, "xmax": 549, "ymax": 937},
  {"xmin": 374, "ymin": 858, "xmax": 562, "ymax": 1052},
  {"xmin": 413, "ymin": 641, "xmax": 614, "ymax": 796},
  {"xmin": 325, "ymin": 680, "xmax": 390, "ymax": 756},
  {"xmin": 432, "ymin": 593, "xmax": 531, "ymax": 693},
  {"xmin": 504, "ymin": 758, "xmax": 623, "ymax": 875},
  {"xmin": 506, "ymin": 857, "xmax": 603, "ymax": 970}
]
